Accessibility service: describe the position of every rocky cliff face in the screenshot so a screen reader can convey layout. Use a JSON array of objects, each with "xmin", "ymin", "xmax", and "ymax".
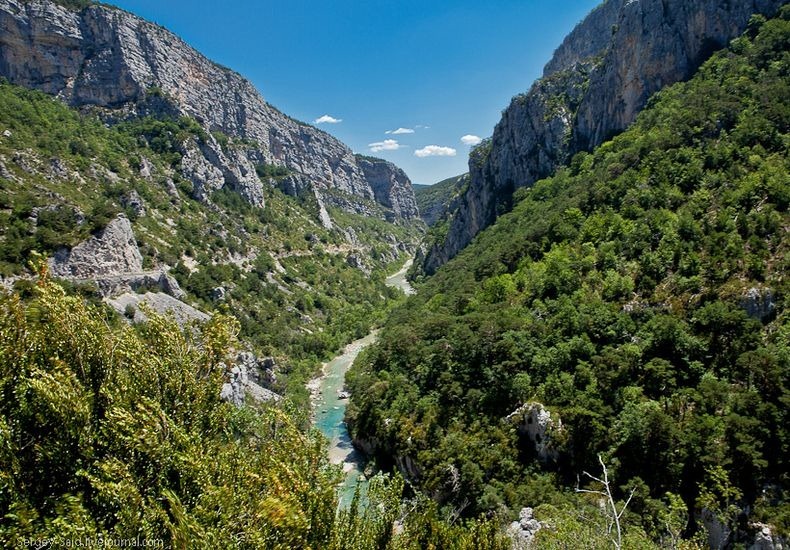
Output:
[
  {"xmin": 0, "ymin": 0, "xmax": 417, "ymax": 222},
  {"xmin": 49, "ymin": 215, "xmax": 142, "ymax": 278},
  {"xmin": 355, "ymin": 155, "xmax": 420, "ymax": 221},
  {"xmin": 420, "ymin": 0, "xmax": 785, "ymax": 274},
  {"xmin": 48, "ymin": 214, "xmax": 185, "ymax": 298}
]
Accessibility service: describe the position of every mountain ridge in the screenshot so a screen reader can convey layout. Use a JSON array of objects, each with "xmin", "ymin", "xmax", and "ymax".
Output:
[{"xmin": 0, "ymin": 0, "xmax": 420, "ymax": 222}]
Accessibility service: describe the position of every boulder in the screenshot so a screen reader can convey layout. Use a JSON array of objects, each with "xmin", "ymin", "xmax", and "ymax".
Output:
[
  {"xmin": 507, "ymin": 507, "xmax": 543, "ymax": 550},
  {"xmin": 741, "ymin": 287, "xmax": 776, "ymax": 321},
  {"xmin": 139, "ymin": 156, "xmax": 154, "ymax": 179},
  {"xmin": 749, "ymin": 523, "xmax": 786, "ymax": 550},
  {"xmin": 210, "ymin": 286, "xmax": 226, "ymax": 301}
]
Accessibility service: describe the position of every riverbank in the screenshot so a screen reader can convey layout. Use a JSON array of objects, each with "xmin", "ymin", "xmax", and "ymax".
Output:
[{"xmin": 309, "ymin": 330, "xmax": 378, "ymax": 506}]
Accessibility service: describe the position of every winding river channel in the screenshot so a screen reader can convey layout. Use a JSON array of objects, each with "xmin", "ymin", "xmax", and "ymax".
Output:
[{"xmin": 308, "ymin": 258, "xmax": 415, "ymax": 507}]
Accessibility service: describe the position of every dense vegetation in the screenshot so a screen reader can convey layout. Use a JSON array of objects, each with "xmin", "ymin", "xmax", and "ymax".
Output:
[
  {"xmin": 348, "ymin": 11, "xmax": 789, "ymax": 546},
  {"xmin": 0, "ymin": 273, "xmax": 508, "ymax": 548},
  {"xmin": 0, "ymin": 80, "xmax": 421, "ymax": 405},
  {"xmin": 413, "ymin": 174, "xmax": 467, "ymax": 226}
]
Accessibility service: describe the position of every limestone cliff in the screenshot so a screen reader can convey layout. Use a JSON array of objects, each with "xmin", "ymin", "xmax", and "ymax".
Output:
[
  {"xmin": 0, "ymin": 0, "xmax": 417, "ymax": 222},
  {"xmin": 420, "ymin": 0, "xmax": 785, "ymax": 274},
  {"xmin": 354, "ymin": 155, "xmax": 420, "ymax": 221},
  {"xmin": 48, "ymin": 214, "xmax": 184, "ymax": 298},
  {"xmin": 49, "ymin": 215, "xmax": 142, "ymax": 278}
]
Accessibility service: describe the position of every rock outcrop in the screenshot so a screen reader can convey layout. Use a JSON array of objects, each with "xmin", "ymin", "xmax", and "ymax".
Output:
[
  {"xmin": 235, "ymin": 351, "xmax": 278, "ymax": 389},
  {"xmin": 0, "ymin": 0, "xmax": 417, "ymax": 223},
  {"xmin": 346, "ymin": 253, "xmax": 371, "ymax": 275},
  {"xmin": 108, "ymin": 291, "xmax": 208, "ymax": 325},
  {"xmin": 506, "ymin": 402, "xmax": 562, "ymax": 462},
  {"xmin": 355, "ymin": 155, "xmax": 420, "ymax": 221},
  {"xmin": 741, "ymin": 287, "xmax": 776, "ymax": 321},
  {"xmin": 507, "ymin": 507, "xmax": 543, "ymax": 550},
  {"xmin": 220, "ymin": 352, "xmax": 281, "ymax": 407},
  {"xmin": 48, "ymin": 213, "xmax": 184, "ymax": 298},
  {"xmin": 749, "ymin": 522, "xmax": 786, "ymax": 550},
  {"xmin": 420, "ymin": 0, "xmax": 786, "ymax": 274},
  {"xmin": 93, "ymin": 269, "xmax": 184, "ymax": 299},
  {"xmin": 119, "ymin": 189, "xmax": 145, "ymax": 217},
  {"xmin": 701, "ymin": 508, "xmax": 733, "ymax": 550},
  {"xmin": 49, "ymin": 215, "xmax": 142, "ymax": 278}
]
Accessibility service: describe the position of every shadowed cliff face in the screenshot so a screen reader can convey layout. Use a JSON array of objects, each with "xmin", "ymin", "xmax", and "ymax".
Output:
[
  {"xmin": 355, "ymin": 156, "xmax": 420, "ymax": 221},
  {"xmin": 419, "ymin": 0, "xmax": 786, "ymax": 275},
  {"xmin": 0, "ymin": 0, "xmax": 417, "ymax": 221}
]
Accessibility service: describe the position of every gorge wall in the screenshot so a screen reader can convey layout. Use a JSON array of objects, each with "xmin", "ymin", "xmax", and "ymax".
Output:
[
  {"xmin": 419, "ymin": 0, "xmax": 785, "ymax": 274},
  {"xmin": 355, "ymin": 155, "xmax": 420, "ymax": 221},
  {"xmin": 0, "ymin": 0, "xmax": 417, "ymax": 223}
]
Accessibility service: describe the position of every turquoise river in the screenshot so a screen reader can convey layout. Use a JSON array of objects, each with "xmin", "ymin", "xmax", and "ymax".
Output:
[{"xmin": 309, "ymin": 259, "xmax": 415, "ymax": 507}]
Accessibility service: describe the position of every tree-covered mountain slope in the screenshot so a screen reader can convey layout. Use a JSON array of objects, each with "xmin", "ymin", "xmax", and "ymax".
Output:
[
  {"xmin": 418, "ymin": 0, "xmax": 786, "ymax": 276},
  {"xmin": 0, "ymin": 79, "xmax": 423, "ymax": 403},
  {"xmin": 413, "ymin": 174, "xmax": 468, "ymax": 227},
  {"xmin": 348, "ymin": 11, "xmax": 789, "ymax": 546}
]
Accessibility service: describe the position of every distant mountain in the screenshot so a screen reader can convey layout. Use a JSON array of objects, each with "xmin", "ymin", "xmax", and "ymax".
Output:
[
  {"xmin": 413, "ymin": 173, "xmax": 468, "ymax": 226},
  {"xmin": 417, "ymin": 0, "xmax": 787, "ymax": 275}
]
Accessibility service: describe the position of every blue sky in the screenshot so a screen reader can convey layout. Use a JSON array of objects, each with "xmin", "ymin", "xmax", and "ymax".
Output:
[{"xmin": 111, "ymin": 0, "xmax": 601, "ymax": 184}]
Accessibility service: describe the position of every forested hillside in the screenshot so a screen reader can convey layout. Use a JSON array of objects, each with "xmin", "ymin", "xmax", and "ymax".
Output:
[
  {"xmin": 413, "ymin": 174, "xmax": 468, "ymax": 226},
  {"xmin": 0, "ymin": 81, "xmax": 423, "ymax": 403},
  {"xmin": 348, "ymin": 11, "xmax": 789, "ymax": 546},
  {"xmin": 0, "ymin": 273, "xmax": 509, "ymax": 548}
]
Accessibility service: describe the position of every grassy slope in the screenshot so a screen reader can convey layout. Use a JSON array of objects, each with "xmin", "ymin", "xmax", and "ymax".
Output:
[{"xmin": 348, "ymin": 11, "xmax": 789, "ymax": 544}]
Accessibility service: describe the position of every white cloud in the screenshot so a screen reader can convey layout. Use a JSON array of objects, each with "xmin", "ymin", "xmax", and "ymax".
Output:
[
  {"xmin": 314, "ymin": 114, "xmax": 342, "ymax": 124},
  {"xmin": 414, "ymin": 145, "xmax": 457, "ymax": 158},
  {"xmin": 461, "ymin": 134, "xmax": 482, "ymax": 146},
  {"xmin": 369, "ymin": 139, "xmax": 402, "ymax": 153},
  {"xmin": 385, "ymin": 127, "xmax": 415, "ymax": 135},
  {"xmin": 415, "ymin": 125, "xmax": 431, "ymax": 129}
]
